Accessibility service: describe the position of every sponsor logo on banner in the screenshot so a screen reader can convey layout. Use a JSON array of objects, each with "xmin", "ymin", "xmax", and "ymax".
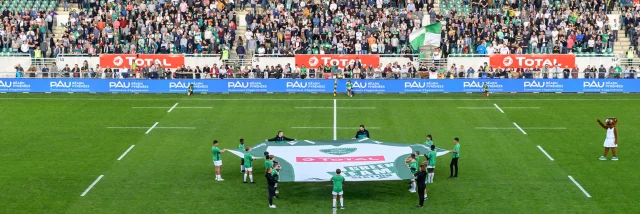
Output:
[
  {"xmin": 0, "ymin": 80, "xmax": 31, "ymax": 92},
  {"xmin": 295, "ymin": 55, "xmax": 380, "ymax": 68},
  {"xmin": 582, "ymin": 80, "xmax": 624, "ymax": 92},
  {"xmin": 352, "ymin": 80, "xmax": 386, "ymax": 93},
  {"xmin": 285, "ymin": 80, "xmax": 327, "ymax": 92},
  {"xmin": 168, "ymin": 81, "xmax": 210, "ymax": 92},
  {"xmin": 296, "ymin": 156, "xmax": 385, "ymax": 162},
  {"xmin": 328, "ymin": 162, "xmax": 396, "ymax": 180},
  {"xmin": 320, "ymin": 148, "xmax": 357, "ymax": 155},
  {"xmin": 100, "ymin": 54, "xmax": 185, "ymax": 69},
  {"xmin": 490, "ymin": 54, "xmax": 575, "ymax": 68},
  {"xmin": 462, "ymin": 80, "xmax": 504, "ymax": 92},
  {"xmin": 523, "ymin": 80, "xmax": 564, "ymax": 92},
  {"xmin": 108, "ymin": 81, "xmax": 150, "ymax": 92},
  {"xmin": 49, "ymin": 81, "xmax": 91, "ymax": 92},
  {"xmin": 227, "ymin": 81, "xmax": 268, "ymax": 92},
  {"xmin": 403, "ymin": 81, "xmax": 445, "ymax": 92}
]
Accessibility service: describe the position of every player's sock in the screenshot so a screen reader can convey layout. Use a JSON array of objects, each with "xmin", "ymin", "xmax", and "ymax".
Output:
[
  {"xmin": 340, "ymin": 198, "xmax": 344, "ymax": 207},
  {"xmin": 241, "ymin": 165, "xmax": 244, "ymax": 171},
  {"xmin": 431, "ymin": 172, "xmax": 435, "ymax": 182},
  {"xmin": 216, "ymin": 175, "xmax": 221, "ymax": 180},
  {"xmin": 411, "ymin": 182, "xmax": 416, "ymax": 191},
  {"xmin": 249, "ymin": 175, "xmax": 254, "ymax": 182},
  {"xmin": 332, "ymin": 199, "xmax": 336, "ymax": 207},
  {"xmin": 244, "ymin": 174, "xmax": 247, "ymax": 182}
]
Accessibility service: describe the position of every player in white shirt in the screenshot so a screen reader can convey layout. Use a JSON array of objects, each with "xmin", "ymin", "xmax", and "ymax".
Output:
[{"xmin": 597, "ymin": 118, "xmax": 618, "ymax": 160}]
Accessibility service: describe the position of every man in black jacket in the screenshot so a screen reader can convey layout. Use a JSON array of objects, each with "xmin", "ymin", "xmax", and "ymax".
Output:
[
  {"xmin": 266, "ymin": 167, "xmax": 278, "ymax": 208},
  {"xmin": 354, "ymin": 125, "xmax": 370, "ymax": 139},
  {"xmin": 266, "ymin": 131, "xmax": 296, "ymax": 143}
]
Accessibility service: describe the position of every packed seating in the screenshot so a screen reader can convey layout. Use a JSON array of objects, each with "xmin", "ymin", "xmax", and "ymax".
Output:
[
  {"xmin": 55, "ymin": 0, "xmax": 238, "ymax": 55},
  {"xmin": 0, "ymin": 0, "xmax": 57, "ymax": 56}
]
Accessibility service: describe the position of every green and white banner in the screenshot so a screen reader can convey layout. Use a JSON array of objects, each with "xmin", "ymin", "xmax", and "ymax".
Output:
[{"xmin": 229, "ymin": 139, "xmax": 450, "ymax": 182}]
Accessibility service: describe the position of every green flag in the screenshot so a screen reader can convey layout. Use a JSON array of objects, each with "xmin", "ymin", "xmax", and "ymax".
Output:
[{"xmin": 409, "ymin": 22, "xmax": 442, "ymax": 50}]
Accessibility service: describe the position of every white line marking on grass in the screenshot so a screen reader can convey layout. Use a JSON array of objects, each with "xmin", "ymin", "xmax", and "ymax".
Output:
[
  {"xmin": 6, "ymin": 98, "xmax": 640, "ymax": 101},
  {"xmin": 568, "ymin": 176, "xmax": 592, "ymax": 198},
  {"xmin": 145, "ymin": 122, "xmax": 159, "ymax": 134},
  {"xmin": 117, "ymin": 145, "xmax": 135, "ymax": 161},
  {"xmin": 292, "ymin": 127, "xmax": 380, "ymax": 129},
  {"xmin": 474, "ymin": 127, "xmax": 566, "ymax": 130},
  {"xmin": 107, "ymin": 127, "xmax": 196, "ymax": 129},
  {"xmin": 493, "ymin": 104, "xmax": 504, "ymax": 113},
  {"xmin": 295, "ymin": 106, "xmax": 376, "ymax": 109},
  {"xmin": 358, "ymin": 138, "xmax": 369, "ymax": 142},
  {"xmin": 167, "ymin": 103, "xmax": 179, "ymax": 112},
  {"xmin": 333, "ymin": 99, "xmax": 337, "ymax": 140},
  {"xmin": 512, "ymin": 122, "xmax": 527, "ymax": 134},
  {"xmin": 304, "ymin": 140, "xmax": 316, "ymax": 144},
  {"xmin": 133, "ymin": 107, "xmax": 213, "ymax": 109},
  {"xmin": 458, "ymin": 107, "xmax": 541, "ymax": 109},
  {"xmin": 536, "ymin": 145, "xmax": 554, "ymax": 161},
  {"xmin": 80, "ymin": 175, "xmax": 104, "ymax": 197}
]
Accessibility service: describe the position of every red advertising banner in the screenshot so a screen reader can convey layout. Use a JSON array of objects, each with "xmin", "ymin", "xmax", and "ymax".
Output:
[
  {"xmin": 99, "ymin": 54, "xmax": 185, "ymax": 69},
  {"xmin": 295, "ymin": 54, "xmax": 381, "ymax": 68},
  {"xmin": 489, "ymin": 54, "xmax": 576, "ymax": 68}
]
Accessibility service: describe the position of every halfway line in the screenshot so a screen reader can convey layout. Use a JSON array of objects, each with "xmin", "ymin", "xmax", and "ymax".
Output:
[
  {"xmin": 457, "ymin": 107, "xmax": 541, "ymax": 109},
  {"xmin": 333, "ymin": 99, "xmax": 337, "ymax": 140},
  {"xmin": 132, "ymin": 107, "xmax": 213, "ymax": 109},
  {"xmin": 117, "ymin": 145, "xmax": 136, "ymax": 161},
  {"xmin": 145, "ymin": 122, "xmax": 159, "ymax": 134},
  {"xmin": 536, "ymin": 145, "xmax": 554, "ymax": 161},
  {"xmin": 493, "ymin": 104, "xmax": 504, "ymax": 113},
  {"xmin": 80, "ymin": 175, "xmax": 104, "ymax": 197},
  {"xmin": 107, "ymin": 127, "xmax": 196, "ymax": 129},
  {"xmin": 512, "ymin": 122, "xmax": 527, "ymax": 134},
  {"xmin": 292, "ymin": 127, "xmax": 380, "ymax": 130},
  {"xmin": 295, "ymin": 106, "xmax": 376, "ymax": 109},
  {"xmin": 167, "ymin": 103, "xmax": 179, "ymax": 112},
  {"xmin": 568, "ymin": 176, "xmax": 592, "ymax": 198}
]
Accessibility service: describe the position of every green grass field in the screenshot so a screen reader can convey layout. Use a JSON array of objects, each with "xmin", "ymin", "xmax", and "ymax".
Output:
[{"xmin": 1, "ymin": 93, "xmax": 639, "ymax": 214}]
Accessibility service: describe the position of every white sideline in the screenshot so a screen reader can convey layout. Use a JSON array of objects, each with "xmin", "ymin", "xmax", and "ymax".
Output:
[
  {"xmin": 568, "ymin": 176, "xmax": 592, "ymax": 198},
  {"xmin": 117, "ymin": 145, "xmax": 136, "ymax": 161},
  {"xmin": 167, "ymin": 103, "xmax": 179, "ymax": 112},
  {"xmin": 512, "ymin": 122, "xmax": 527, "ymax": 134},
  {"xmin": 80, "ymin": 175, "xmax": 104, "ymax": 197},
  {"xmin": 536, "ymin": 145, "xmax": 554, "ymax": 161},
  {"xmin": 457, "ymin": 107, "xmax": 541, "ymax": 109},
  {"xmin": 145, "ymin": 122, "xmax": 159, "ymax": 134},
  {"xmin": 333, "ymin": 99, "xmax": 337, "ymax": 140},
  {"xmin": 295, "ymin": 106, "xmax": 376, "ymax": 109},
  {"xmin": 4, "ymin": 97, "xmax": 640, "ymax": 101},
  {"xmin": 292, "ymin": 127, "xmax": 380, "ymax": 129},
  {"xmin": 132, "ymin": 107, "xmax": 213, "ymax": 109},
  {"xmin": 493, "ymin": 104, "xmax": 504, "ymax": 113},
  {"xmin": 474, "ymin": 127, "xmax": 566, "ymax": 130},
  {"xmin": 107, "ymin": 127, "xmax": 196, "ymax": 129}
]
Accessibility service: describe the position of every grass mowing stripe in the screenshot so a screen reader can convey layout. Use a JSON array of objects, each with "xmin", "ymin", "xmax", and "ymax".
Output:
[
  {"xmin": 494, "ymin": 103, "xmax": 505, "ymax": 113},
  {"xmin": 568, "ymin": 176, "xmax": 592, "ymax": 198},
  {"xmin": 291, "ymin": 127, "xmax": 380, "ymax": 129},
  {"xmin": 167, "ymin": 103, "xmax": 179, "ymax": 112},
  {"xmin": 80, "ymin": 175, "xmax": 104, "ymax": 197},
  {"xmin": 117, "ymin": 145, "xmax": 136, "ymax": 161},
  {"xmin": 145, "ymin": 122, "xmax": 159, "ymax": 134},
  {"xmin": 333, "ymin": 99, "xmax": 337, "ymax": 140},
  {"xmin": 512, "ymin": 122, "xmax": 527, "ymax": 134},
  {"xmin": 536, "ymin": 145, "xmax": 555, "ymax": 161}
]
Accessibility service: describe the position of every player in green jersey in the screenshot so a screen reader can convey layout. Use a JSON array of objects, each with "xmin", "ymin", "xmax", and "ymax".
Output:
[
  {"xmin": 346, "ymin": 80, "xmax": 354, "ymax": 97},
  {"xmin": 188, "ymin": 84, "xmax": 194, "ymax": 96},
  {"xmin": 483, "ymin": 82, "xmax": 489, "ymax": 97},
  {"xmin": 238, "ymin": 139, "xmax": 246, "ymax": 173},
  {"xmin": 331, "ymin": 169, "xmax": 345, "ymax": 209},
  {"xmin": 270, "ymin": 155, "xmax": 281, "ymax": 195},
  {"xmin": 449, "ymin": 137, "xmax": 460, "ymax": 178},
  {"xmin": 424, "ymin": 135, "xmax": 434, "ymax": 151},
  {"xmin": 406, "ymin": 154, "xmax": 418, "ymax": 193},
  {"xmin": 212, "ymin": 140, "xmax": 227, "ymax": 181},
  {"xmin": 427, "ymin": 145, "xmax": 437, "ymax": 183},
  {"xmin": 243, "ymin": 147, "xmax": 257, "ymax": 184}
]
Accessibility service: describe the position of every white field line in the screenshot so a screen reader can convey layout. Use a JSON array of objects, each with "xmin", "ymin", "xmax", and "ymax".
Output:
[
  {"xmin": 457, "ymin": 107, "xmax": 541, "ymax": 109},
  {"xmin": 536, "ymin": 145, "xmax": 555, "ymax": 161},
  {"xmin": 117, "ymin": 145, "xmax": 136, "ymax": 161},
  {"xmin": 568, "ymin": 176, "xmax": 592, "ymax": 198},
  {"xmin": 132, "ymin": 107, "xmax": 213, "ymax": 109},
  {"xmin": 80, "ymin": 175, "xmax": 104, "ymax": 197},
  {"xmin": 304, "ymin": 140, "xmax": 316, "ymax": 144},
  {"xmin": 4, "ymin": 98, "xmax": 640, "ymax": 101},
  {"xmin": 474, "ymin": 127, "xmax": 566, "ymax": 130},
  {"xmin": 295, "ymin": 106, "xmax": 376, "ymax": 109},
  {"xmin": 167, "ymin": 103, "xmax": 179, "ymax": 112},
  {"xmin": 107, "ymin": 127, "xmax": 196, "ymax": 129},
  {"xmin": 512, "ymin": 122, "xmax": 527, "ymax": 134},
  {"xmin": 358, "ymin": 138, "xmax": 370, "ymax": 142},
  {"xmin": 292, "ymin": 127, "xmax": 380, "ymax": 129},
  {"xmin": 493, "ymin": 104, "xmax": 504, "ymax": 113},
  {"xmin": 333, "ymin": 99, "xmax": 337, "ymax": 140},
  {"xmin": 145, "ymin": 122, "xmax": 159, "ymax": 134}
]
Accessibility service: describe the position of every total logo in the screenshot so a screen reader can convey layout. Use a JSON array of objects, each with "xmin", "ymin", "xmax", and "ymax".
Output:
[
  {"xmin": 404, "ymin": 81, "xmax": 443, "ymax": 89},
  {"xmin": 502, "ymin": 56, "xmax": 514, "ymax": 67},
  {"xmin": 113, "ymin": 56, "xmax": 124, "ymax": 66},
  {"xmin": 286, "ymin": 81, "xmax": 326, "ymax": 89},
  {"xmin": 308, "ymin": 56, "xmax": 320, "ymax": 67}
]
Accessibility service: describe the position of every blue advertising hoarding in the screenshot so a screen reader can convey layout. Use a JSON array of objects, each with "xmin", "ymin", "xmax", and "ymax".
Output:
[{"xmin": 0, "ymin": 79, "xmax": 638, "ymax": 93}]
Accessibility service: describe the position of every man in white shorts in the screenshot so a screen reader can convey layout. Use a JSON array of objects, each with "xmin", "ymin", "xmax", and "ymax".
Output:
[
  {"xmin": 597, "ymin": 118, "xmax": 618, "ymax": 160},
  {"xmin": 243, "ymin": 147, "xmax": 257, "ymax": 183},
  {"xmin": 331, "ymin": 169, "xmax": 345, "ymax": 209},
  {"xmin": 212, "ymin": 140, "xmax": 227, "ymax": 181}
]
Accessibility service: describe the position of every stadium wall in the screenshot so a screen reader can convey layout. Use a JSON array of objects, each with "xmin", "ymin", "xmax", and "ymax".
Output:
[{"xmin": 0, "ymin": 79, "xmax": 638, "ymax": 93}]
